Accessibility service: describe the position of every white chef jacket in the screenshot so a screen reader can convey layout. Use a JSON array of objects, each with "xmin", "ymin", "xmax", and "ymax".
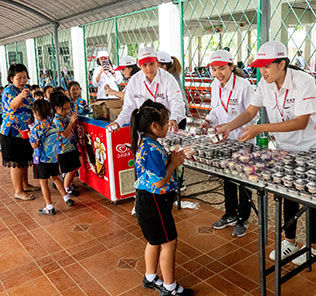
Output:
[
  {"xmin": 206, "ymin": 73, "xmax": 257, "ymax": 140},
  {"xmin": 92, "ymin": 66, "xmax": 123, "ymax": 100},
  {"xmin": 251, "ymin": 68, "xmax": 316, "ymax": 152},
  {"xmin": 115, "ymin": 68, "xmax": 186, "ymax": 127}
]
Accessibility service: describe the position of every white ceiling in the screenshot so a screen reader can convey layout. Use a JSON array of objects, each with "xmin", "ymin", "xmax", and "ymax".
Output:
[{"xmin": 0, "ymin": 0, "xmax": 169, "ymax": 45}]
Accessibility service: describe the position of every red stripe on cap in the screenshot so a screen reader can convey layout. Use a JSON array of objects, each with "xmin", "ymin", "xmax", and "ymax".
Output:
[
  {"xmin": 207, "ymin": 61, "xmax": 229, "ymax": 67},
  {"xmin": 249, "ymin": 58, "xmax": 276, "ymax": 68},
  {"xmin": 139, "ymin": 57, "xmax": 157, "ymax": 66},
  {"xmin": 114, "ymin": 65, "xmax": 126, "ymax": 71}
]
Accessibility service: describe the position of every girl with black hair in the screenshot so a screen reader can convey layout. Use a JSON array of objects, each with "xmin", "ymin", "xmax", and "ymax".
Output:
[
  {"xmin": 131, "ymin": 100, "xmax": 192, "ymax": 296},
  {"xmin": 0, "ymin": 63, "xmax": 39, "ymax": 201},
  {"xmin": 51, "ymin": 93, "xmax": 81, "ymax": 197},
  {"xmin": 217, "ymin": 40, "xmax": 316, "ymax": 265},
  {"xmin": 200, "ymin": 49, "xmax": 256, "ymax": 238},
  {"xmin": 67, "ymin": 81, "xmax": 90, "ymax": 115},
  {"xmin": 92, "ymin": 50, "xmax": 122, "ymax": 100},
  {"xmin": 104, "ymin": 56, "xmax": 140, "ymax": 100},
  {"xmin": 30, "ymin": 99, "xmax": 75, "ymax": 215}
]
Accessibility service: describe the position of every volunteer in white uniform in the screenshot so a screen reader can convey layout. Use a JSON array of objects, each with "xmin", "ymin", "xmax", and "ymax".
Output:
[
  {"xmin": 92, "ymin": 50, "xmax": 123, "ymax": 100},
  {"xmin": 201, "ymin": 50, "xmax": 256, "ymax": 237},
  {"xmin": 104, "ymin": 56, "xmax": 140, "ymax": 100},
  {"xmin": 217, "ymin": 41, "xmax": 316, "ymax": 265},
  {"xmin": 108, "ymin": 47, "xmax": 186, "ymax": 132}
]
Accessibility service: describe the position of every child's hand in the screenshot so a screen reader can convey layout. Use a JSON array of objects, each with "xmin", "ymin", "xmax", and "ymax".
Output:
[
  {"xmin": 170, "ymin": 150, "xmax": 185, "ymax": 168},
  {"xmin": 70, "ymin": 112, "xmax": 78, "ymax": 123},
  {"xmin": 20, "ymin": 89, "xmax": 30, "ymax": 98}
]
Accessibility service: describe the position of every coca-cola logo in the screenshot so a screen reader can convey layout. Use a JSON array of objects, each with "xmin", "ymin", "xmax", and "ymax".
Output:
[{"xmin": 116, "ymin": 143, "xmax": 131, "ymax": 153}]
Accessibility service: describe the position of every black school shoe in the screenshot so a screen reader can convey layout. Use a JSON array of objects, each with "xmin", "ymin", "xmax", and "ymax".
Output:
[
  {"xmin": 160, "ymin": 283, "xmax": 193, "ymax": 296},
  {"xmin": 66, "ymin": 199, "xmax": 75, "ymax": 206},
  {"xmin": 38, "ymin": 208, "xmax": 56, "ymax": 215},
  {"xmin": 142, "ymin": 275, "xmax": 163, "ymax": 291}
]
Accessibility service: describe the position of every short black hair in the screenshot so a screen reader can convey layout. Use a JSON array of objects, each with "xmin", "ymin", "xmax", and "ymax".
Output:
[
  {"xmin": 31, "ymin": 84, "xmax": 40, "ymax": 91},
  {"xmin": 67, "ymin": 81, "xmax": 80, "ymax": 91},
  {"xmin": 7, "ymin": 64, "xmax": 30, "ymax": 84},
  {"xmin": 54, "ymin": 86, "xmax": 65, "ymax": 93},
  {"xmin": 34, "ymin": 90, "xmax": 44, "ymax": 98},
  {"xmin": 43, "ymin": 85, "xmax": 54, "ymax": 95},
  {"xmin": 50, "ymin": 92, "xmax": 70, "ymax": 114},
  {"xmin": 32, "ymin": 99, "xmax": 51, "ymax": 120}
]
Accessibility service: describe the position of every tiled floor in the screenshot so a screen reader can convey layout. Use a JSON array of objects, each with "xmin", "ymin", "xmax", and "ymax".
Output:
[{"xmin": 0, "ymin": 167, "xmax": 316, "ymax": 296}]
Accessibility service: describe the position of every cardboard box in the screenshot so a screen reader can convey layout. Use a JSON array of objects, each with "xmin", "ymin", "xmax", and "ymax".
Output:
[
  {"xmin": 90, "ymin": 100, "xmax": 109, "ymax": 118},
  {"xmin": 109, "ymin": 107, "xmax": 122, "ymax": 122},
  {"xmin": 105, "ymin": 99, "xmax": 124, "ymax": 109}
]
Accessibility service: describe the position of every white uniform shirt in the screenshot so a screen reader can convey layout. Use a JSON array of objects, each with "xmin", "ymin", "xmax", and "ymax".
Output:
[
  {"xmin": 251, "ymin": 68, "xmax": 316, "ymax": 151},
  {"xmin": 92, "ymin": 66, "xmax": 123, "ymax": 100},
  {"xmin": 206, "ymin": 74, "xmax": 257, "ymax": 140},
  {"xmin": 115, "ymin": 68, "xmax": 186, "ymax": 127}
]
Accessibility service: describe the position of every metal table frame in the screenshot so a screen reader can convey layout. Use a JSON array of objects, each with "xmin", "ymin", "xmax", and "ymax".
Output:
[
  {"xmin": 184, "ymin": 163, "xmax": 316, "ymax": 296},
  {"xmin": 265, "ymin": 185, "xmax": 316, "ymax": 296}
]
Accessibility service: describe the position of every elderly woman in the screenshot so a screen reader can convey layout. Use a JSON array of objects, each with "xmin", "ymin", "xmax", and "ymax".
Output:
[
  {"xmin": 92, "ymin": 50, "xmax": 123, "ymax": 100},
  {"xmin": 0, "ymin": 64, "xmax": 39, "ymax": 200}
]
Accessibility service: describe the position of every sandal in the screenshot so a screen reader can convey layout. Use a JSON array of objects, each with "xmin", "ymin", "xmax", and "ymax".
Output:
[
  {"xmin": 14, "ymin": 193, "xmax": 35, "ymax": 201},
  {"xmin": 38, "ymin": 208, "xmax": 56, "ymax": 215},
  {"xmin": 24, "ymin": 185, "xmax": 41, "ymax": 192}
]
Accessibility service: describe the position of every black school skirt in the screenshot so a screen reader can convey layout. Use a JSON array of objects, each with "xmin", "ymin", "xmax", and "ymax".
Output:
[
  {"xmin": 135, "ymin": 189, "xmax": 178, "ymax": 245},
  {"xmin": 0, "ymin": 133, "xmax": 33, "ymax": 168}
]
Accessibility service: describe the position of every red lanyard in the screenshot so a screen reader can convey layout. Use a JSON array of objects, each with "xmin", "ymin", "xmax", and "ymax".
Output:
[
  {"xmin": 144, "ymin": 82, "xmax": 159, "ymax": 102},
  {"xmin": 219, "ymin": 75, "xmax": 236, "ymax": 113},
  {"xmin": 275, "ymin": 89, "xmax": 289, "ymax": 122}
]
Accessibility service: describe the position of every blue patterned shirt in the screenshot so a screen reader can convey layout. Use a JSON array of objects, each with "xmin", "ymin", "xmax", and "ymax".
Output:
[
  {"xmin": 1, "ymin": 84, "xmax": 34, "ymax": 137},
  {"xmin": 134, "ymin": 137, "xmax": 178, "ymax": 194},
  {"xmin": 53, "ymin": 113, "xmax": 77, "ymax": 154},
  {"xmin": 29, "ymin": 119, "xmax": 59, "ymax": 163},
  {"xmin": 70, "ymin": 97, "xmax": 91, "ymax": 115}
]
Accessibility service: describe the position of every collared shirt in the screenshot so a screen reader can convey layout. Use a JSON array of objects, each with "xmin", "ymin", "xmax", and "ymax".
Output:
[
  {"xmin": 92, "ymin": 66, "xmax": 123, "ymax": 100},
  {"xmin": 206, "ymin": 74, "xmax": 257, "ymax": 140},
  {"xmin": 134, "ymin": 137, "xmax": 178, "ymax": 194},
  {"xmin": 116, "ymin": 68, "xmax": 186, "ymax": 127},
  {"xmin": 251, "ymin": 68, "xmax": 316, "ymax": 151},
  {"xmin": 53, "ymin": 114, "xmax": 77, "ymax": 154},
  {"xmin": 1, "ymin": 84, "xmax": 34, "ymax": 137},
  {"xmin": 29, "ymin": 119, "xmax": 59, "ymax": 163},
  {"xmin": 70, "ymin": 97, "xmax": 91, "ymax": 115}
]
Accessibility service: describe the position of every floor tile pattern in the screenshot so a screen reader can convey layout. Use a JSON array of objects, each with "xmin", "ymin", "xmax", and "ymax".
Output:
[{"xmin": 0, "ymin": 167, "xmax": 315, "ymax": 295}]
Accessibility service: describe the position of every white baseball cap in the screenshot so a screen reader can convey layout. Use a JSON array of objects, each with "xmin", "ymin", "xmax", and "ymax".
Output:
[
  {"xmin": 157, "ymin": 51, "xmax": 172, "ymax": 63},
  {"xmin": 250, "ymin": 41, "xmax": 288, "ymax": 68},
  {"xmin": 207, "ymin": 50, "xmax": 233, "ymax": 67},
  {"xmin": 97, "ymin": 50, "xmax": 109, "ymax": 59},
  {"xmin": 114, "ymin": 56, "xmax": 137, "ymax": 71},
  {"xmin": 137, "ymin": 47, "xmax": 157, "ymax": 66}
]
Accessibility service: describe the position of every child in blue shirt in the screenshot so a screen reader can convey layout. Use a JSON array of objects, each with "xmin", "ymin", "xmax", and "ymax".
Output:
[
  {"xmin": 68, "ymin": 81, "xmax": 91, "ymax": 115},
  {"xmin": 51, "ymin": 93, "xmax": 81, "ymax": 197},
  {"xmin": 131, "ymin": 100, "xmax": 192, "ymax": 296},
  {"xmin": 29, "ymin": 100, "xmax": 75, "ymax": 215}
]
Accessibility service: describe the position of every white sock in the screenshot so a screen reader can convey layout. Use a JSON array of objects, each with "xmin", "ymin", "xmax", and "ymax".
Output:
[
  {"xmin": 46, "ymin": 204, "xmax": 54, "ymax": 210},
  {"xmin": 163, "ymin": 282, "xmax": 177, "ymax": 291},
  {"xmin": 63, "ymin": 195, "xmax": 70, "ymax": 202},
  {"xmin": 65, "ymin": 187, "xmax": 70, "ymax": 192},
  {"xmin": 145, "ymin": 274, "xmax": 162, "ymax": 285},
  {"xmin": 145, "ymin": 274, "xmax": 156, "ymax": 282}
]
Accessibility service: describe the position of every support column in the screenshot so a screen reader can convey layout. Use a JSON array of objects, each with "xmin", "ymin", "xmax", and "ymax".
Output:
[
  {"xmin": 158, "ymin": 2, "xmax": 181, "ymax": 60},
  {"xmin": 26, "ymin": 39, "xmax": 38, "ymax": 85},
  {"xmin": 0, "ymin": 46, "xmax": 7, "ymax": 86},
  {"xmin": 71, "ymin": 26, "xmax": 88, "ymax": 101},
  {"xmin": 304, "ymin": 25, "xmax": 311, "ymax": 64}
]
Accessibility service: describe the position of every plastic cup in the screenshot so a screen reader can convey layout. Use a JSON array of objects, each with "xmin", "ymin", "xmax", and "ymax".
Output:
[{"xmin": 20, "ymin": 129, "xmax": 29, "ymax": 139}]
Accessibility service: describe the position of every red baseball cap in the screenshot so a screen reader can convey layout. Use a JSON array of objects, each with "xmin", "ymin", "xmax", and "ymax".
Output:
[
  {"xmin": 137, "ymin": 47, "xmax": 157, "ymax": 66},
  {"xmin": 207, "ymin": 50, "xmax": 233, "ymax": 67},
  {"xmin": 249, "ymin": 41, "xmax": 288, "ymax": 68}
]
